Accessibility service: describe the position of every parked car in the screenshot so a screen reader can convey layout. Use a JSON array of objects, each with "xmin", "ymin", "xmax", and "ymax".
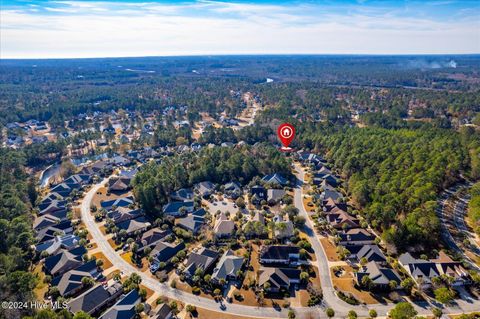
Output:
[{"xmin": 150, "ymin": 262, "xmax": 159, "ymax": 273}]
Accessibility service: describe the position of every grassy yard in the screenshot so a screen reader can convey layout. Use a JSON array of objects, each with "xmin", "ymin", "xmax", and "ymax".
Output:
[
  {"xmin": 195, "ymin": 307, "xmax": 279, "ymax": 319},
  {"xmin": 330, "ymin": 265, "xmax": 392, "ymax": 305},
  {"xmin": 139, "ymin": 284, "xmax": 155, "ymax": 300},
  {"xmin": 320, "ymin": 237, "xmax": 340, "ymax": 262},
  {"xmin": 92, "ymin": 251, "xmax": 113, "ymax": 270},
  {"xmin": 302, "ymin": 197, "xmax": 316, "ymax": 213},
  {"xmin": 170, "ymin": 273, "xmax": 215, "ymax": 301},
  {"xmin": 108, "ymin": 238, "xmax": 121, "ymax": 249}
]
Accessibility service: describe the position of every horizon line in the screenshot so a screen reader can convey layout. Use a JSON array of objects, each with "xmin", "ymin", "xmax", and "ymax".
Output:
[{"xmin": 3, "ymin": 52, "xmax": 480, "ymax": 61}]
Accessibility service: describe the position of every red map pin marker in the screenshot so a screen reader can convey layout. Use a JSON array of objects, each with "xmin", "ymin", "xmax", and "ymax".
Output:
[{"xmin": 277, "ymin": 123, "xmax": 295, "ymax": 151}]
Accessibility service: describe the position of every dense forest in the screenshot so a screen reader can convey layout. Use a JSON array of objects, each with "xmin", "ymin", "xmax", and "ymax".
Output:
[
  {"xmin": 0, "ymin": 149, "xmax": 37, "ymax": 319},
  {"xmin": 132, "ymin": 144, "xmax": 291, "ymax": 214},
  {"xmin": 298, "ymin": 124, "xmax": 479, "ymax": 250},
  {"xmin": 469, "ymin": 182, "xmax": 480, "ymax": 236}
]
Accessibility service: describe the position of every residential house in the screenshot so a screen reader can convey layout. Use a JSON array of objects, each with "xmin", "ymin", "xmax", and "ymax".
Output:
[
  {"xmin": 194, "ymin": 181, "xmax": 216, "ymax": 198},
  {"xmin": 273, "ymin": 214, "xmax": 295, "ymax": 240},
  {"xmin": 175, "ymin": 209, "xmax": 206, "ymax": 234},
  {"xmin": 250, "ymin": 185, "xmax": 267, "ymax": 204},
  {"xmin": 116, "ymin": 216, "xmax": 151, "ymax": 235},
  {"xmin": 313, "ymin": 174, "xmax": 338, "ymax": 188},
  {"xmin": 183, "ymin": 248, "xmax": 219, "ymax": 278},
  {"xmin": 99, "ymin": 289, "xmax": 141, "ymax": 319},
  {"xmin": 35, "ymin": 234, "xmax": 80, "ymax": 256},
  {"xmin": 34, "ymin": 214, "xmax": 63, "ymax": 232},
  {"xmin": 242, "ymin": 212, "xmax": 267, "ymax": 239},
  {"xmin": 67, "ymin": 283, "xmax": 123, "ymax": 315},
  {"xmin": 109, "ymin": 155, "xmax": 131, "ymax": 167},
  {"xmin": 338, "ymin": 229, "xmax": 375, "ymax": 246},
  {"xmin": 398, "ymin": 253, "xmax": 440, "ymax": 289},
  {"xmin": 355, "ymin": 261, "xmax": 402, "ymax": 289},
  {"xmin": 162, "ymin": 201, "xmax": 194, "ymax": 217},
  {"xmin": 170, "ymin": 188, "xmax": 194, "ymax": 202},
  {"xmin": 151, "ymin": 241, "xmax": 185, "ymax": 264},
  {"xmin": 223, "ymin": 182, "xmax": 242, "ymax": 199},
  {"xmin": 346, "ymin": 244, "xmax": 386, "ymax": 264},
  {"xmin": 212, "ymin": 249, "xmax": 244, "ymax": 284},
  {"xmin": 214, "ymin": 212, "xmax": 235, "ymax": 239},
  {"xmin": 258, "ymin": 267, "xmax": 301, "ymax": 293},
  {"xmin": 325, "ymin": 209, "xmax": 359, "ymax": 230},
  {"xmin": 51, "ymin": 260, "xmax": 100, "ymax": 297},
  {"xmin": 191, "ymin": 142, "xmax": 202, "ymax": 151},
  {"xmin": 39, "ymin": 199, "xmax": 67, "ymax": 216},
  {"xmin": 267, "ymin": 189, "xmax": 286, "ymax": 204},
  {"xmin": 252, "ymin": 211, "xmax": 266, "ymax": 224},
  {"xmin": 39, "ymin": 192, "xmax": 64, "ymax": 207},
  {"xmin": 137, "ymin": 228, "xmax": 172, "ymax": 252},
  {"xmin": 262, "ymin": 173, "xmax": 288, "ymax": 186},
  {"xmin": 36, "ymin": 220, "xmax": 73, "ymax": 244},
  {"xmin": 432, "ymin": 251, "xmax": 471, "ymax": 286},
  {"xmin": 101, "ymin": 196, "xmax": 135, "ymax": 211},
  {"xmin": 107, "ymin": 207, "xmax": 142, "ymax": 224},
  {"xmin": 322, "ymin": 198, "xmax": 348, "ymax": 213},
  {"xmin": 108, "ymin": 177, "xmax": 132, "ymax": 192},
  {"xmin": 80, "ymin": 160, "xmax": 111, "ymax": 176},
  {"xmin": 317, "ymin": 165, "xmax": 332, "ymax": 176},
  {"xmin": 44, "ymin": 246, "xmax": 86, "ymax": 277},
  {"xmin": 297, "ymin": 152, "xmax": 326, "ymax": 167},
  {"xmin": 63, "ymin": 174, "xmax": 92, "ymax": 187},
  {"xmin": 259, "ymin": 245, "xmax": 300, "ymax": 266},
  {"xmin": 152, "ymin": 303, "xmax": 173, "ymax": 319},
  {"xmin": 50, "ymin": 183, "xmax": 80, "ymax": 198},
  {"xmin": 399, "ymin": 252, "xmax": 470, "ymax": 289},
  {"xmin": 320, "ymin": 189, "xmax": 343, "ymax": 202}
]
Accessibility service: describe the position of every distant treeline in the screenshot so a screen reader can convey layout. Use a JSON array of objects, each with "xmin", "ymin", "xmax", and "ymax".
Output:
[{"xmin": 1, "ymin": 55, "xmax": 479, "ymax": 125}]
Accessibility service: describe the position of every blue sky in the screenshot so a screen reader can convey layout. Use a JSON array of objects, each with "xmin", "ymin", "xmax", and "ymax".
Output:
[{"xmin": 1, "ymin": 0, "xmax": 479, "ymax": 58}]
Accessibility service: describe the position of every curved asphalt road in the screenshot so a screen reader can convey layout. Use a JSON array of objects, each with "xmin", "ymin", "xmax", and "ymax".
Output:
[
  {"xmin": 293, "ymin": 165, "xmax": 390, "ymax": 317},
  {"xmin": 81, "ymin": 178, "xmax": 324, "ymax": 319},
  {"xmin": 293, "ymin": 164, "xmax": 480, "ymax": 317},
  {"xmin": 82, "ymin": 174, "xmax": 480, "ymax": 318}
]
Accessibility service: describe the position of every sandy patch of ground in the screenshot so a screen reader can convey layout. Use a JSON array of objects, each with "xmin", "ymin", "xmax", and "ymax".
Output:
[
  {"xmin": 302, "ymin": 197, "xmax": 316, "ymax": 213},
  {"xmin": 91, "ymin": 251, "xmax": 113, "ymax": 270},
  {"xmin": 105, "ymin": 269, "xmax": 121, "ymax": 280},
  {"xmin": 121, "ymin": 251, "xmax": 135, "ymax": 266},
  {"xmin": 139, "ymin": 284, "xmax": 155, "ymax": 300},
  {"xmin": 192, "ymin": 307, "xmax": 266, "ymax": 319},
  {"xmin": 99, "ymin": 225, "xmax": 107, "ymax": 235},
  {"xmin": 289, "ymin": 289, "xmax": 310, "ymax": 307},
  {"xmin": 320, "ymin": 237, "xmax": 340, "ymax": 262},
  {"xmin": 108, "ymin": 238, "xmax": 121, "ymax": 249}
]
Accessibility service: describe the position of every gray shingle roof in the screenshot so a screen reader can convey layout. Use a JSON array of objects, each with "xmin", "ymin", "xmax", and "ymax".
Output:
[{"xmin": 212, "ymin": 250, "xmax": 244, "ymax": 281}]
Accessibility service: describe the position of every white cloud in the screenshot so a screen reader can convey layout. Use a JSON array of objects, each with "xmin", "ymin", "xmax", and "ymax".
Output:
[{"xmin": 0, "ymin": 1, "xmax": 479, "ymax": 58}]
